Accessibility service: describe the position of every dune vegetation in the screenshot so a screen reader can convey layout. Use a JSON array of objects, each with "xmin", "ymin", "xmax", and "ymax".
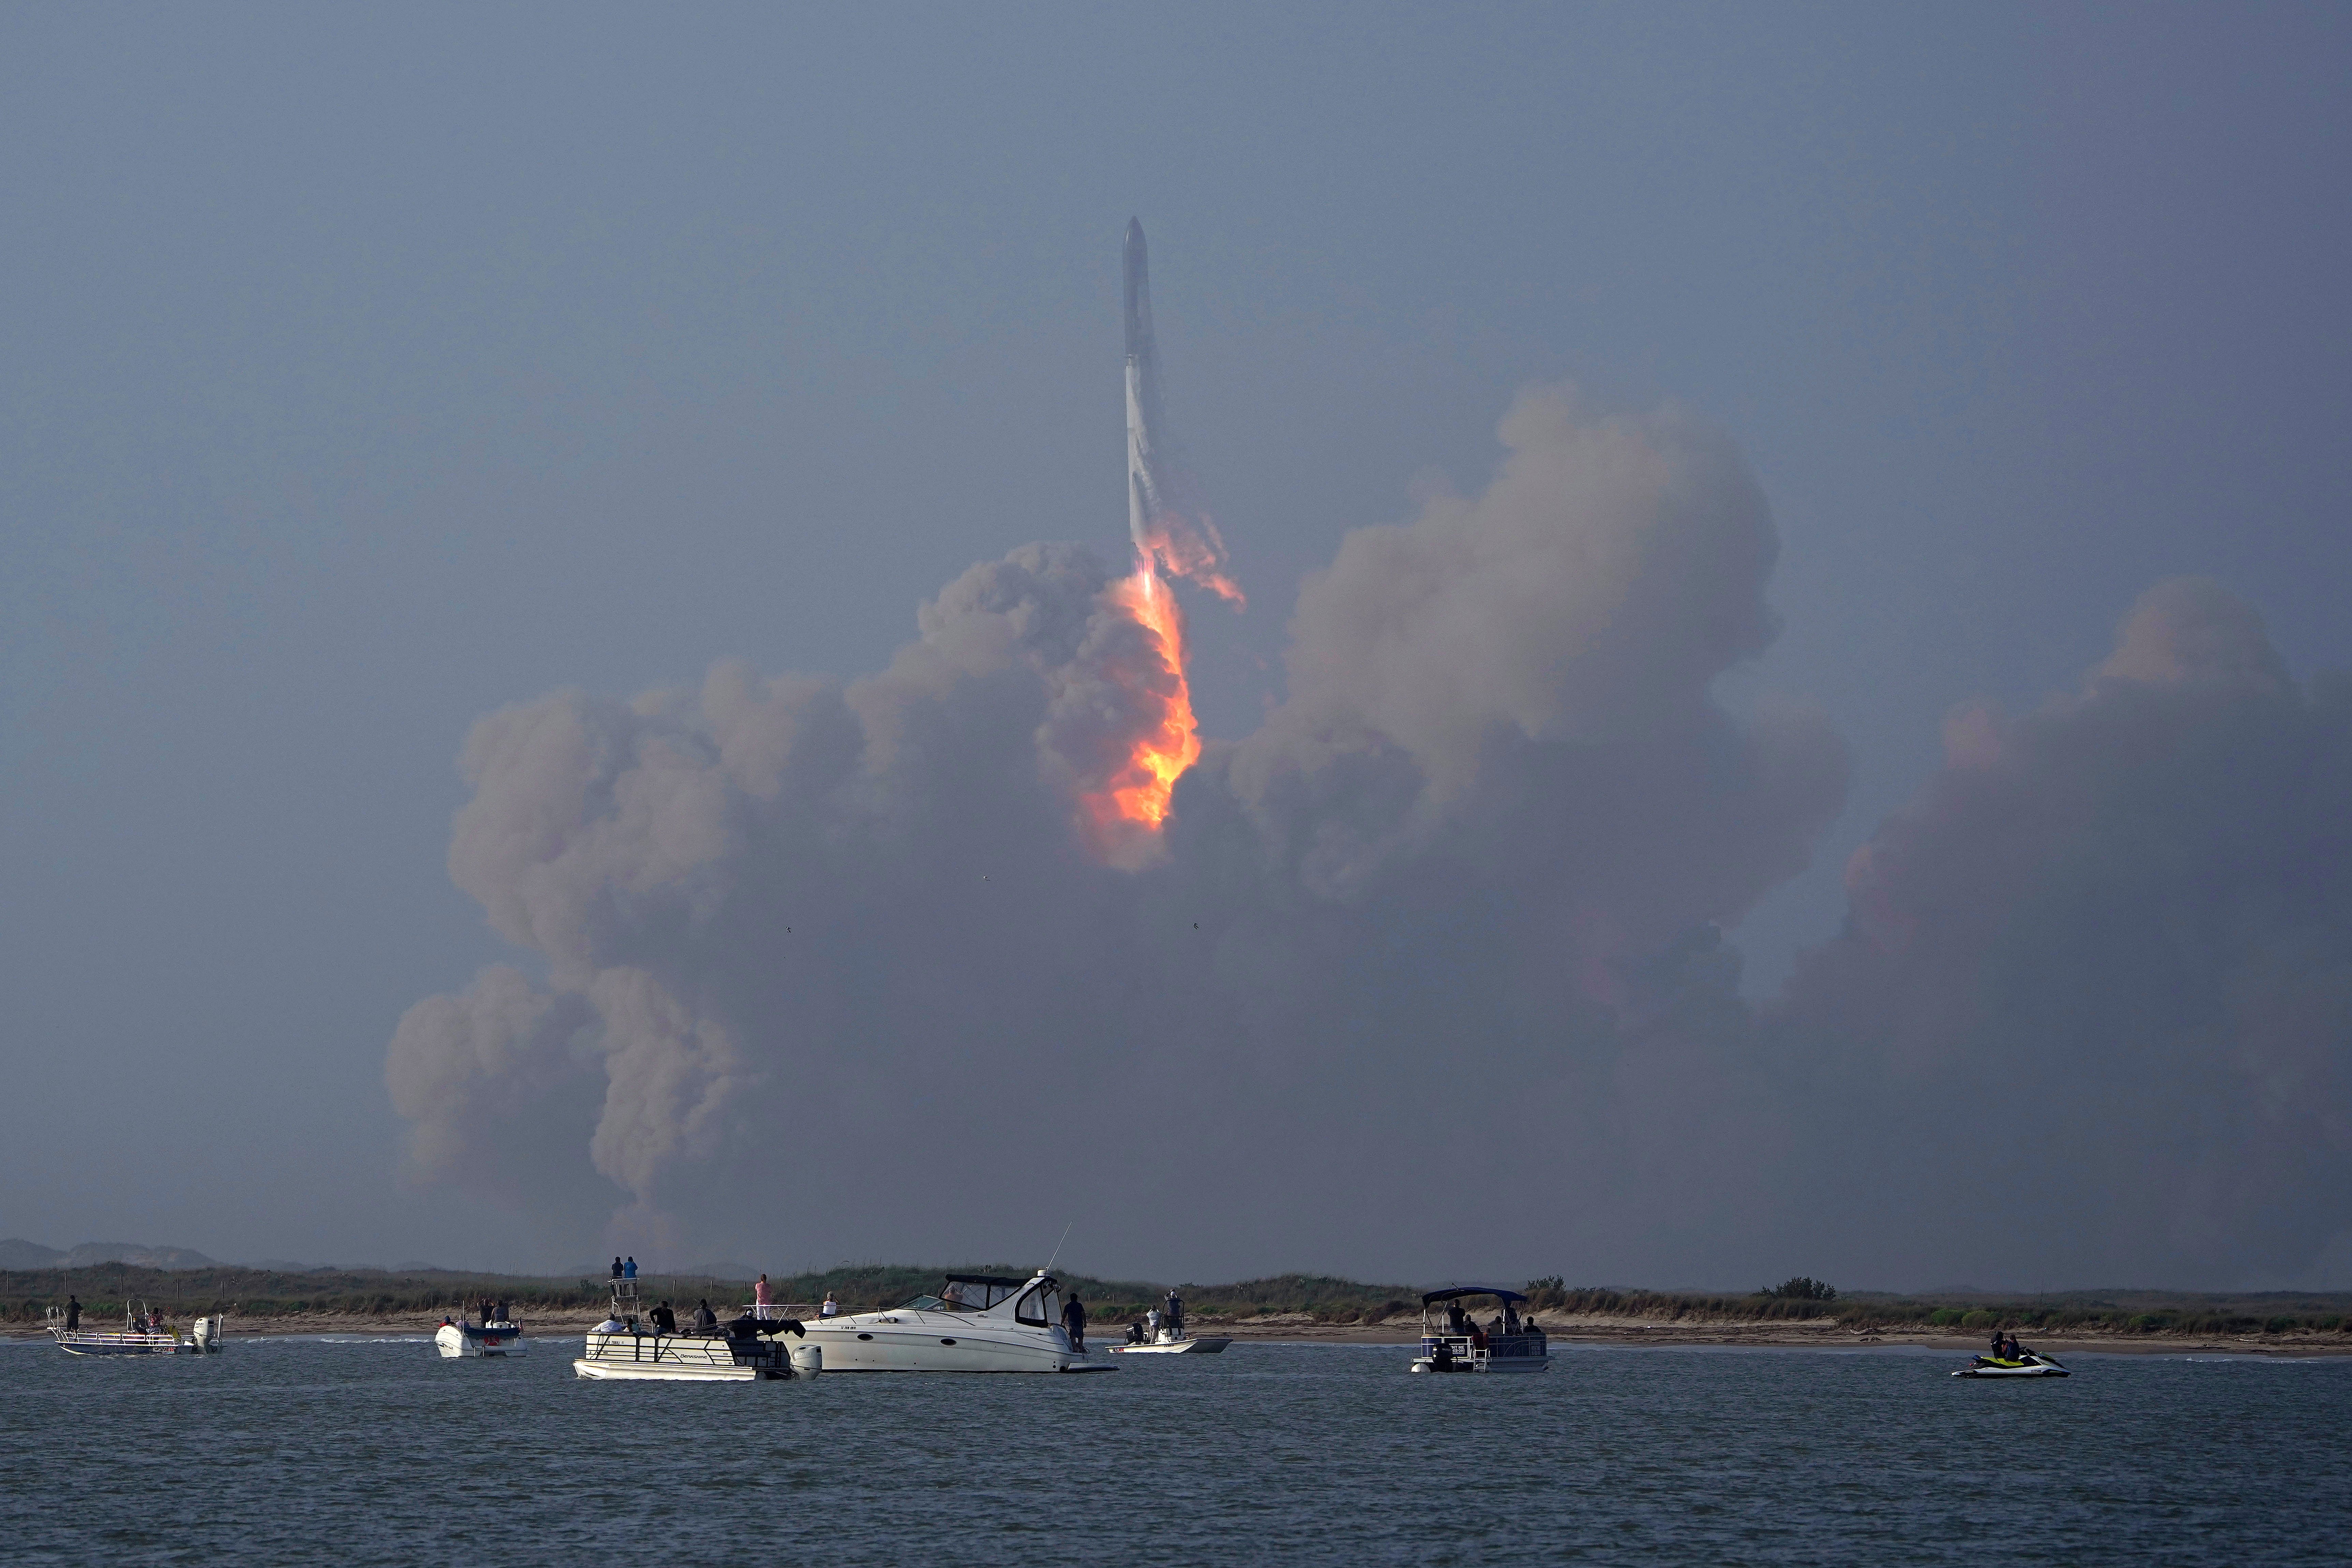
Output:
[{"xmin": 5, "ymin": 1262, "xmax": 2348, "ymax": 1338}]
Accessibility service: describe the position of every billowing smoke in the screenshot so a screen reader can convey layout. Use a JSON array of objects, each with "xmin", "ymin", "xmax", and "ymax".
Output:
[
  {"xmin": 385, "ymin": 390, "xmax": 2352, "ymax": 1288},
  {"xmin": 387, "ymin": 385, "xmax": 1851, "ymax": 1275},
  {"xmin": 1759, "ymin": 578, "xmax": 2352, "ymax": 1287}
]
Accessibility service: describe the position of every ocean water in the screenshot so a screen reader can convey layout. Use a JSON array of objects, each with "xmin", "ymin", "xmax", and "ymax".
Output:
[{"xmin": 4, "ymin": 1336, "xmax": 2348, "ymax": 1564}]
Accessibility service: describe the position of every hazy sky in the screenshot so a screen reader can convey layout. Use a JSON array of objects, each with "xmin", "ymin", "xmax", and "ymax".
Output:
[{"xmin": 6, "ymin": 2, "xmax": 2350, "ymax": 1287}]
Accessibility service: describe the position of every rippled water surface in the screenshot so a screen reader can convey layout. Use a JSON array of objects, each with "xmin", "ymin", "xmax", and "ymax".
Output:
[{"xmin": 6, "ymin": 1337, "xmax": 2348, "ymax": 1564}]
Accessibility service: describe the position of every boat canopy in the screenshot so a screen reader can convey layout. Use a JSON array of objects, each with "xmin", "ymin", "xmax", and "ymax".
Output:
[{"xmin": 1420, "ymin": 1285, "xmax": 1528, "ymax": 1305}]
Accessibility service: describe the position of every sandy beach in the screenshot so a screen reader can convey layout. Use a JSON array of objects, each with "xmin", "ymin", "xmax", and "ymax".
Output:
[{"xmin": 14, "ymin": 1306, "xmax": 2349, "ymax": 1356}]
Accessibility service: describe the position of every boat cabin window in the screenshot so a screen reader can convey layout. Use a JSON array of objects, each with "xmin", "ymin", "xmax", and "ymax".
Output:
[
  {"xmin": 1015, "ymin": 1284, "xmax": 1061, "ymax": 1327},
  {"xmin": 905, "ymin": 1277, "xmax": 1020, "ymax": 1313}
]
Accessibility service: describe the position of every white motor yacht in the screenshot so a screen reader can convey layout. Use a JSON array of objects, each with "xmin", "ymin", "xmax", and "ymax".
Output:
[
  {"xmin": 793, "ymin": 1271, "xmax": 1109, "ymax": 1372},
  {"xmin": 572, "ymin": 1279, "xmax": 818, "ymax": 1382},
  {"xmin": 1409, "ymin": 1286, "xmax": 1550, "ymax": 1373}
]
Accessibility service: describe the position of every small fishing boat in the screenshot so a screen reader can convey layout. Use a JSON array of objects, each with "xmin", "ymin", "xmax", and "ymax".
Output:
[
  {"xmin": 435, "ymin": 1316, "xmax": 528, "ymax": 1358},
  {"xmin": 572, "ymin": 1279, "xmax": 818, "ymax": 1382},
  {"xmin": 46, "ymin": 1301, "xmax": 228, "ymax": 1356},
  {"xmin": 792, "ymin": 1270, "xmax": 1109, "ymax": 1372},
  {"xmin": 1111, "ymin": 1323, "xmax": 1231, "ymax": 1355},
  {"xmin": 1952, "ymin": 1350, "xmax": 2069, "ymax": 1378},
  {"xmin": 1409, "ymin": 1286, "xmax": 1550, "ymax": 1373}
]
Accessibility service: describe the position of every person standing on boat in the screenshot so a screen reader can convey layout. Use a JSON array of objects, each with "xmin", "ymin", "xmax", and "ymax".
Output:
[
  {"xmin": 1062, "ymin": 1291, "xmax": 1087, "ymax": 1352},
  {"xmin": 1165, "ymin": 1289, "xmax": 1184, "ymax": 1340},
  {"xmin": 1146, "ymin": 1306, "xmax": 1162, "ymax": 1339},
  {"xmin": 754, "ymin": 1273, "xmax": 775, "ymax": 1320}
]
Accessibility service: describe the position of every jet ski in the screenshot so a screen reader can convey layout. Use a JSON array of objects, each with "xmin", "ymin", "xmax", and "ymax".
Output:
[{"xmin": 1952, "ymin": 1350, "xmax": 2069, "ymax": 1378}]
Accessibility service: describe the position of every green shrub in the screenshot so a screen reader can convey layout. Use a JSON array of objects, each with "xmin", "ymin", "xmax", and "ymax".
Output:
[{"xmin": 1960, "ymin": 1309, "xmax": 1996, "ymax": 1330}]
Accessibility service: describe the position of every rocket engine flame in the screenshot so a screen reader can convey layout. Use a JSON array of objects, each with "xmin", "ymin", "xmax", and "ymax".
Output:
[
  {"xmin": 1079, "ymin": 560, "xmax": 1201, "ymax": 858},
  {"xmin": 1078, "ymin": 218, "xmax": 1231, "ymax": 862}
]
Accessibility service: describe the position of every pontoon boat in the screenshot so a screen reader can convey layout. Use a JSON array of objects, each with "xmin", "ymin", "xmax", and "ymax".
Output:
[{"xmin": 1409, "ymin": 1286, "xmax": 1549, "ymax": 1373}]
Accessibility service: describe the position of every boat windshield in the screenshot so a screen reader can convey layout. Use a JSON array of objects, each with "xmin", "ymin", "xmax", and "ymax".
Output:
[{"xmin": 901, "ymin": 1294, "xmax": 977, "ymax": 1313}]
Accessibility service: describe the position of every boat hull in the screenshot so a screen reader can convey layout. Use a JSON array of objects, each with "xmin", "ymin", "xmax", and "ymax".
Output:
[
  {"xmin": 50, "ymin": 1330, "xmax": 185, "ymax": 1357},
  {"xmin": 436, "ymin": 1323, "xmax": 527, "ymax": 1359},
  {"xmin": 573, "ymin": 1330, "xmax": 812, "ymax": 1382},
  {"xmin": 1112, "ymin": 1335, "xmax": 1232, "ymax": 1355},
  {"xmin": 797, "ymin": 1312, "xmax": 1106, "ymax": 1372}
]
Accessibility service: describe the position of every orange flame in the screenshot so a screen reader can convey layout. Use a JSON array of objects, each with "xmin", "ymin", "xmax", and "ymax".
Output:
[
  {"xmin": 1079, "ymin": 561, "xmax": 1201, "ymax": 860},
  {"xmin": 1136, "ymin": 512, "xmax": 1246, "ymax": 609}
]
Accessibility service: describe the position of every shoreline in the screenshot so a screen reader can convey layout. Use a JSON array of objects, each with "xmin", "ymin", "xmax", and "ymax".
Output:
[{"xmin": 11, "ymin": 1309, "xmax": 2349, "ymax": 1357}]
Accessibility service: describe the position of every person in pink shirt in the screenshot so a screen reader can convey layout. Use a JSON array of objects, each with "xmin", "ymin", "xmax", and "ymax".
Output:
[{"xmin": 754, "ymin": 1272, "xmax": 775, "ymax": 1320}]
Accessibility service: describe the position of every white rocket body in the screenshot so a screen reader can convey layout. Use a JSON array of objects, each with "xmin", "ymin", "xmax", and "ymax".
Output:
[{"xmin": 1124, "ymin": 218, "xmax": 1166, "ymax": 557}]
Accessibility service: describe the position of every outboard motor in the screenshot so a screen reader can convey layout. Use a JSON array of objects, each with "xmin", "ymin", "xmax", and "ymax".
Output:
[{"xmin": 789, "ymin": 1343, "xmax": 822, "ymax": 1378}]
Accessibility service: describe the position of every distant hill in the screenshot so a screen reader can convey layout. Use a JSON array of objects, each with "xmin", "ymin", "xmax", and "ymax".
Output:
[{"xmin": 0, "ymin": 1238, "xmax": 218, "ymax": 1270}]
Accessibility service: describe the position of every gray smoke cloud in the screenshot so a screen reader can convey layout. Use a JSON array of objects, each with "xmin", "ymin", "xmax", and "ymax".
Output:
[
  {"xmin": 386, "ymin": 385, "xmax": 1851, "ymax": 1275},
  {"xmin": 1758, "ymin": 578, "xmax": 2352, "ymax": 1287},
  {"xmin": 385, "ymin": 390, "xmax": 2352, "ymax": 1288}
]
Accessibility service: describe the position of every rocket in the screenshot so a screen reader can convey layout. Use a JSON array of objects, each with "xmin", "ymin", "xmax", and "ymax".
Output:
[{"xmin": 1124, "ymin": 217, "xmax": 1167, "ymax": 557}]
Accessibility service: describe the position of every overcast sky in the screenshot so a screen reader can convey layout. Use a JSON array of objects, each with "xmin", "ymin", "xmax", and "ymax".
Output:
[{"xmin": 6, "ymin": 2, "xmax": 2349, "ymax": 1287}]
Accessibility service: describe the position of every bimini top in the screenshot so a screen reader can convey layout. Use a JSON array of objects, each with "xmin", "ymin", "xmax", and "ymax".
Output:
[
  {"xmin": 1421, "ymin": 1285, "xmax": 1528, "ymax": 1306},
  {"xmin": 943, "ymin": 1273, "xmax": 1033, "ymax": 1289}
]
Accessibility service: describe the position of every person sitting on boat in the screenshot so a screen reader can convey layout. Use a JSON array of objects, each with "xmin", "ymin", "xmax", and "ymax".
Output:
[
  {"xmin": 1502, "ymin": 1304, "xmax": 1520, "ymax": 1334},
  {"xmin": 594, "ymin": 1310, "xmax": 626, "ymax": 1333},
  {"xmin": 1126, "ymin": 1320, "xmax": 1147, "ymax": 1345},
  {"xmin": 693, "ymin": 1299, "xmax": 719, "ymax": 1332},
  {"xmin": 1062, "ymin": 1291, "xmax": 1087, "ymax": 1352},
  {"xmin": 820, "ymin": 1290, "xmax": 839, "ymax": 1318},
  {"xmin": 941, "ymin": 1282, "xmax": 967, "ymax": 1310}
]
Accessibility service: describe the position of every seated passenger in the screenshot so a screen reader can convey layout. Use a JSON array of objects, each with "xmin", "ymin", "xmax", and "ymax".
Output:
[{"xmin": 693, "ymin": 1299, "xmax": 719, "ymax": 1332}]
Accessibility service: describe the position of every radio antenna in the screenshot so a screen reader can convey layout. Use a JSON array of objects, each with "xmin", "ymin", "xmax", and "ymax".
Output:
[{"xmin": 1044, "ymin": 1221, "xmax": 1074, "ymax": 1275}]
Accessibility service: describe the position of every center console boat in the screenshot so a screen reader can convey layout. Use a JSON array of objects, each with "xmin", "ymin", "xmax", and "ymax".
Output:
[{"xmin": 46, "ymin": 1301, "xmax": 227, "ymax": 1356}]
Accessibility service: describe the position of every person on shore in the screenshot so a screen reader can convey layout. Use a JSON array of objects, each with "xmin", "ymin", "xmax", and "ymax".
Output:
[
  {"xmin": 754, "ymin": 1273, "xmax": 774, "ymax": 1320},
  {"xmin": 65, "ymin": 1296, "xmax": 80, "ymax": 1331},
  {"xmin": 623, "ymin": 1256, "xmax": 638, "ymax": 1281},
  {"xmin": 1062, "ymin": 1291, "xmax": 1087, "ymax": 1352},
  {"xmin": 820, "ymin": 1291, "xmax": 839, "ymax": 1319}
]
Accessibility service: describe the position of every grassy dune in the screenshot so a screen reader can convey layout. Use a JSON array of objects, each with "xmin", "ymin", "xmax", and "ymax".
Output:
[{"xmin": 7, "ymin": 1263, "xmax": 2348, "ymax": 1338}]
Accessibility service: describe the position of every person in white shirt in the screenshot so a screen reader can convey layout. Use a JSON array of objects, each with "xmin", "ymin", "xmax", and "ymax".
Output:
[{"xmin": 820, "ymin": 1291, "xmax": 840, "ymax": 1319}]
